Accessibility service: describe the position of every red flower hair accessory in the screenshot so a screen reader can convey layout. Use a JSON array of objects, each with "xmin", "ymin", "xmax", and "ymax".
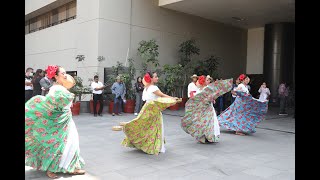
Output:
[
  {"xmin": 46, "ymin": 65, "xmax": 59, "ymax": 79},
  {"xmin": 198, "ymin": 75, "xmax": 206, "ymax": 86},
  {"xmin": 238, "ymin": 74, "xmax": 246, "ymax": 81},
  {"xmin": 144, "ymin": 72, "xmax": 151, "ymax": 83}
]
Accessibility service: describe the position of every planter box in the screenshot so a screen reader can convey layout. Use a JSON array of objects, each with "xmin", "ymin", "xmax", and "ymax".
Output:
[
  {"xmin": 180, "ymin": 97, "xmax": 188, "ymax": 107},
  {"xmin": 169, "ymin": 103, "xmax": 180, "ymax": 111},
  {"xmin": 71, "ymin": 102, "xmax": 81, "ymax": 116},
  {"xmin": 124, "ymin": 99, "xmax": 135, "ymax": 113}
]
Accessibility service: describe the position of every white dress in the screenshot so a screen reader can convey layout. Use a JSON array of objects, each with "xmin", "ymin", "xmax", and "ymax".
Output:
[
  {"xmin": 141, "ymin": 85, "xmax": 166, "ymax": 153},
  {"xmin": 187, "ymin": 82, "xmax": 199, "ymax": 98},
  {"xmin": 258, "ymin": 87, "xmax": 270, "ymax": 101}
]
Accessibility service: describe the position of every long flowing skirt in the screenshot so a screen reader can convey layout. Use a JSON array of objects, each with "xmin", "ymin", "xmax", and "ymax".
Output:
[
  {"xmin": 25, "ymin": 95, "xmax": 84, "ymax": 173},
  {"xmin": 218, "ymin": 92, "xmax": 268, "ymax": 133},
  {"xmin": 121, "ymin": 97, "xmax": 177, "ymax": 155},
  {"xmin": 181, "ymin": 79, "xmax": 233, "ymax": 143}
]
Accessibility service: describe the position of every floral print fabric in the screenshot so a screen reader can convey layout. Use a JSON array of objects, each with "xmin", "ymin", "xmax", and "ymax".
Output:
[
  {"xmin": 25, "ymin": 85, "xmax": 84, "ymax": 173},
  {"xmin": 121, "ymin": 97, "xmax": 177, "ymax": 155},
  {"xmin": 218, "ymin": 91, "xmax": 268, "ymax": 133},
  {"xmin": 181, "ymin": 79, "xmax": 233, "ymax": 143}
]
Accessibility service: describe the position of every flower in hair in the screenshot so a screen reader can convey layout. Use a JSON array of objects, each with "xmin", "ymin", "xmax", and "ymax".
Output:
[
  {"xmin": 46, "ymin": 65, "xmax": 58, "ymax": 79},
  {"xmin": 238, "ymin": 74, "xmax": 246, "ymax": 81},
  {"xmin": 198, "ymin": 75, "xmax": 206, "ymax": 86},
  {"xmin": 144, "ymin": 73, "xmax": 151, "ymax": 83}
]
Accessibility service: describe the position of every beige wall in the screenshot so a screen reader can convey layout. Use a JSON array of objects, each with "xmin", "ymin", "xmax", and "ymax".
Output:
[
  {"xmin": 137, "ymin": 0, "xmax": 247, "ymax": 78},
  {"xmin": 26, "ymin": 0, "xmax": 248, "ymax": 88},
  {"xmin": 246, "ymin": 27, "xmax": 264, "ymax": 74}
]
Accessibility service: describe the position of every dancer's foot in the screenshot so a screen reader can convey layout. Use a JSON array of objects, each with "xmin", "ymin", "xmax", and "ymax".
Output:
[
  {"xmin": 46, "ymin": 171, "xmax": 58, "ymax": 179},
  {"xmin": 70, "ymin": 169, "xmax": 86, "ymax": 175},
  {"xmin": 235, "ymin": 131, "xmax": 246, "ymax": 136}
]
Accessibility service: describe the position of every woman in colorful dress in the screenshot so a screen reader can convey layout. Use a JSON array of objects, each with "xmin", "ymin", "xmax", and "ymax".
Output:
[
  {"xmin": 218, "ymin": 74, "xmax": 269, "ymax": 136},
  {"xmin": 25, "ymin": 65, "xmax": 85, "ymax": 179},
  {"xmin": 181, "ymin": 75, "xmax": 233, "ymax": 143},
  {"xmin": 121, "ymin": 71, "xmax": 180, "ymax": 155}
]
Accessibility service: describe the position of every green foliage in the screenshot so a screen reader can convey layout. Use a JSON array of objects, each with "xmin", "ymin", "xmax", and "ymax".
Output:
[
  {"xmin": 178, "ymin": 39, "xmax": 200, "ymax": 97},
  {"xmin": 69, "ymin": 76, "xmax": 92, "ymax": 102},
  {"xmin": 162, "ymin": 64, "xmax": 183, "ymax": 96},
  {"xmin": 137, "ymin": 39, "xmax": 160, "ymax": 74},
  {"xmin": 122, "ymin": 58, "xmax": 136, "ymax": 100},
  {"xmin": 178, "ymin": 39, "xmax": 200, "ymax": 66},
  {"xmin": 194, "ymin": 55, "xmax": 220, "ymax": 78}
]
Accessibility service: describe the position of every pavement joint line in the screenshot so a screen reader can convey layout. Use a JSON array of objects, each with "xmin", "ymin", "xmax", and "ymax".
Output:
[{"xmin": 162, "ymin": 113, "xmax": 295, "ymax": 134}]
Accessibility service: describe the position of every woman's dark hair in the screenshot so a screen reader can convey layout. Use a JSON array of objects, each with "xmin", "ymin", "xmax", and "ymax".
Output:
[
  {"xmin": 137, "ymin": 76, "xmax": 142, "ymax": 82},
  {"xmin": 146, "ymin": 71, "xmax": 157, "ymax": 78},
  {"xmin": 51, "ymin": 66, "xmax": 61, "ymax": 82},
  {"xmin": 32, "ymin": 69, "xmax": 43, "ymax": 83}
]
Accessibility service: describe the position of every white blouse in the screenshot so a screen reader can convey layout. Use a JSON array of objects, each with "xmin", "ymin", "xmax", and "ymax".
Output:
[
  {"xmin": 236, "ymin": 83, "xmax": 249, "ymax": 94},
  {"xmin": 142, "ymin": 85, "xmax": 160, "ymax": 102},
  {"xmin": 187, "ymin": 82, "xmax": 199, "ymax": 98}
]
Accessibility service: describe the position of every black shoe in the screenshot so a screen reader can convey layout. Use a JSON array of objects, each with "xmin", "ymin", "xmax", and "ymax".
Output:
[
  {"xmin": 94, "ymin": 114, "xmax": 97, "ymax": 117},
  {"xmin": 98, "ymin": 114, "xmax": 103, "ymax": 117}
]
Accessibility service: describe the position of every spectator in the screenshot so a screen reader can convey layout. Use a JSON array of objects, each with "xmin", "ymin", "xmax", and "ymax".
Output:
[
  {"xmin": 25, "ymin": 68, "xmax": 34, "ymax": 102},
  {"xmin": 217, "ymin": 78, "xmax": 224, "ymax": 114},
  {"xmin": 258, "ymin": 82, "xmax": 271, "ymax": 101},
  {"xmin": 91, "ymin": 75, "xmax": 105, "ymax": 117},
  {"xmin": 111, "ymin": 76, "xmax": 126, "ymax": 116},
  {"xmin": 231, "ymin": 78, "xmax": 240, "ymax": 104},
  {"xmin": 278, "ymin": 82, "xmax": 289, "ymax": 115},
  {"xmin": 40, "ymin": 71, "xmax": 53, "ymax": 96},
  {"xmin": 205, "ymin": 75, "xmax": 213, "ymax": 85},
  {"xmin": 32, "ymin": 69, "xmax": 45, "ymax": 97},
  {"xmin": 134, "ymin": 76, "xmax": 144, "ymax": 116},
  {"xmin": 188, "ymin": 74, "xmax": 199, "ymax": 98}
]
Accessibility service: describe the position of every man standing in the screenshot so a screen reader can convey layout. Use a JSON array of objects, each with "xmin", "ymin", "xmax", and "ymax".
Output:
[
  {"xmin": 278, "ymin": 82, "xmax": 289, "ymax": 115},
  {"xmin": 25, "ymin": 67, "xmax": 34, "ymax": 102},
  {"xmin": 187, "ymin": 74, "xmax": 198, "ymax": 98},
  {"xmin": 91, "ymin": 75, "xmax": 105, "ymax": 117},
  {"xmin": 111, "ymin": 76, "xmax": 126, "ymax": 116},
  {"xmin": 40, "ymin": 71, "xmax": 53, "ymax": 96}
]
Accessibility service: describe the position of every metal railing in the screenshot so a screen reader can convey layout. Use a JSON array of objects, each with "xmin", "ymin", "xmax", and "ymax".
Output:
[{"xmin": 26, "ymin": 15, "xmax": 77, "ymax": 34}]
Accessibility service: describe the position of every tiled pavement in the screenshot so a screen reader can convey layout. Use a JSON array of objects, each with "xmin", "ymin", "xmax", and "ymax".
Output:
[{"xmin": 26, "ymin": 106, "xmax": 295, "ymax": 180}]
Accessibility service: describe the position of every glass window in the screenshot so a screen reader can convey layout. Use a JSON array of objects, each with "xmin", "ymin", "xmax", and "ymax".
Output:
[
  {"xmin": 25, "ymin": 21, "xmax": 29, "ymax": 34},
  {"xmin": 58, "ymin": 5, "xmax": 67, "ymax": 22},
  {"xmin": 51, "ymin": 9, "xmax": 59, "ymax": 25},
  {"xmin": 67, "ymin": 1, "xmax": 76, "ymax": 19},
  {"xmin": 41, "ymin": 13, "xmax": 51, "ymax": 28},
  {"xmin": 25, "ymin": 0, "xmax": 76, "ymax": 34}
]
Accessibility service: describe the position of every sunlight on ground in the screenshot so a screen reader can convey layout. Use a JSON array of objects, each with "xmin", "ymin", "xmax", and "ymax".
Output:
[{"xmin": 25, "ymin": 166, "xmax": 101, "ymax": 180}]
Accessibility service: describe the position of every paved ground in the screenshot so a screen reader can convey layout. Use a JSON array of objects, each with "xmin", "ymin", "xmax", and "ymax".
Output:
[{"xmin": 26, "ymin": 106, "xmax": 295, "ymax": 180}]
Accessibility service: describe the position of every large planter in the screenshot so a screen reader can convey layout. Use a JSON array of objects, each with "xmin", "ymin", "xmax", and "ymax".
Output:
[
  {"xmin": 71, "ymin": 102, "xmax": 81, "ymax": 116},
  {"xmin": 109, "ymin": 101, "xmax": 114, "ymax": 114},
  {"xmin": 169, "ymin": 103, "xmax": 180, "ymax": 111},
  {"xmin": 180, "ymin": 97, "xmax": 188, "ymax": 107},
  {"xmin": 89, "ymin": 100, "xmax": 105, "ymax": 114},
  {"xmin": 124, "ymin": 99, "xmax": 135, "ymax": 113}
]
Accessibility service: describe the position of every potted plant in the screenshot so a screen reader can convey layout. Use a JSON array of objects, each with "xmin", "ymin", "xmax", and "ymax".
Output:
[
  {"xmin": 178, "ymin": 39, "xmax": 200, "ymax": 107},
  {"xmin": 162, "ymin": 64, "xmax": 183, "ymax": 110},
  {"xmin": 69, "ymin": 76, "xmax": 91, "ymax": 116},
  {"xmin": 122, "ymin": 58, "xmax": 136, "ymax": 113}
]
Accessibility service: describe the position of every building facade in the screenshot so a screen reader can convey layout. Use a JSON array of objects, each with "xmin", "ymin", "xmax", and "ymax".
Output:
[{"xmin": 25, "ymin": 0, "xmax": 294, "ymax": 101}]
